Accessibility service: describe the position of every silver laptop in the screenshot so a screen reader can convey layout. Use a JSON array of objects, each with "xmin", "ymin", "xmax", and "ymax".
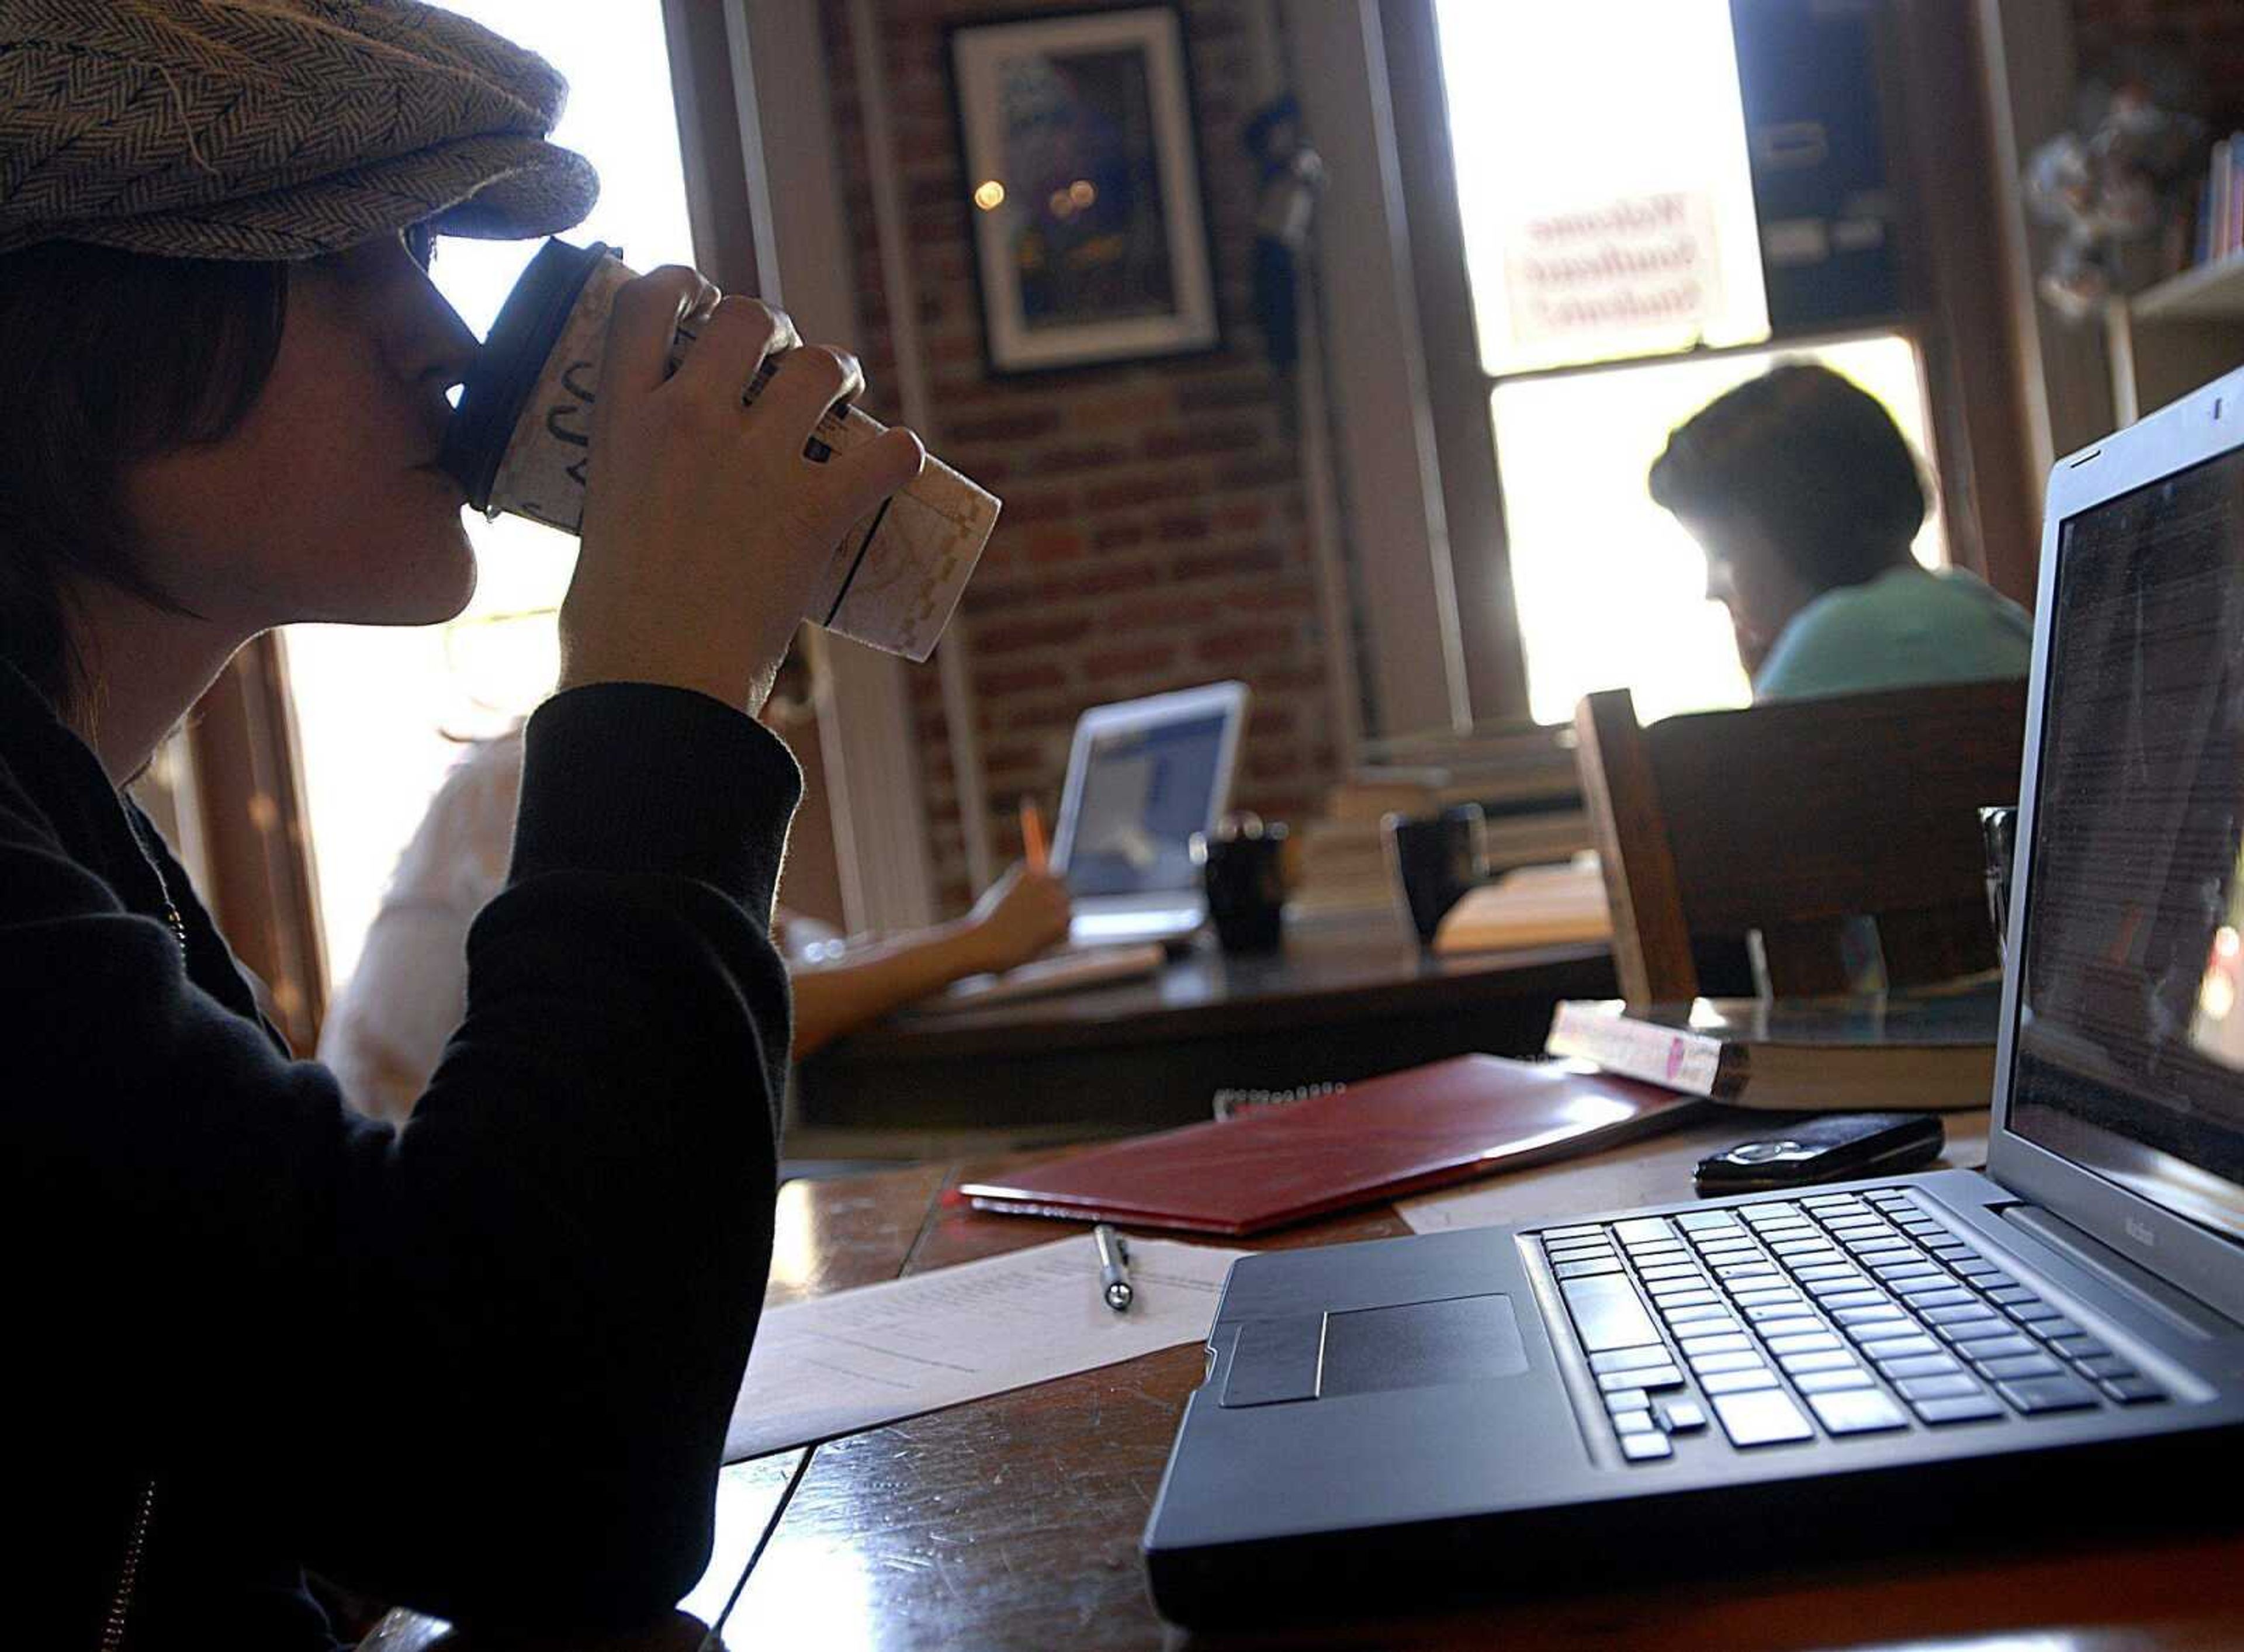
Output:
[
  {"xmin": 1142, "ymin": 372, "xmax": 2244, "ymax": 1628},
  {"xmin": 1051, "ymin": 682, "xmax": 1249, "ymax": 946}
]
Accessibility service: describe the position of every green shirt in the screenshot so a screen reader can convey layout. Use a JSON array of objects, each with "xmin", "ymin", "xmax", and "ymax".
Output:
[{"xmin": 1755, "ymin": 566, "xmax": 2032, "ymax": 702}]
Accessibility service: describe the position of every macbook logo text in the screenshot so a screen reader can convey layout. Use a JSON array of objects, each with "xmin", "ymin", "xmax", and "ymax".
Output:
[{"xmin": 2125, "ymin": 1216, "xmax": 2156, "ymax": 1248}]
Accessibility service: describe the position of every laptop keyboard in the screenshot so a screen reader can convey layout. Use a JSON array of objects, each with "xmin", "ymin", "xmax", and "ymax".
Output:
[{"xmin": 1539, "ymin": 1188, "xmax": 2169, "ymax": 1463}]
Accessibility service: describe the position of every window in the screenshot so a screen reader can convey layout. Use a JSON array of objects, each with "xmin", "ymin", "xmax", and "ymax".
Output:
[
  {"xmin": 1435, "ymin": 0, "xmax": 1768, "ymax": 377},
  {"xmin": 283, "ymin": 3, "xmax": 697, "ymax": 991},
  {"xmin": 1426, "ymin": 0, "xmax": 1944, "ymax": 726}
]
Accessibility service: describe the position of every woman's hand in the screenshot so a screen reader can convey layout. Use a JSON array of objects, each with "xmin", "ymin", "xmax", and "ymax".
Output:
[
  {"xmin": 961, "ymin": 863, "xmax": 1074, "ymax": 975},
  {"xmin": 557, "ymin": 268, "xmax": 924, "ymax": 713}
]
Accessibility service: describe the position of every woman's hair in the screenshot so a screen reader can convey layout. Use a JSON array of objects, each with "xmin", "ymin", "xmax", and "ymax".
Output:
[
  {"xmin": 1648, "ymin": 362, "xmax": 1927, "ymax": 593},
  {"xmin": 0, "ymin": 241, "xmax": 288, "ymax": 716}
]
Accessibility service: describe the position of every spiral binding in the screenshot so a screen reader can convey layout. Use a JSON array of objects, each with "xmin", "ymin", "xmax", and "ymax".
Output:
[{"xmin": 1212, "ymin": 1081, "xmax": 1346, "ymax": 1123}]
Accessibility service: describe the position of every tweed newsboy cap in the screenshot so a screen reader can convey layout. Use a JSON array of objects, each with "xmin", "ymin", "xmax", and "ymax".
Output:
[{"xmin": 0, "ymin": 0, "xmax": 598, "ymax": 259}]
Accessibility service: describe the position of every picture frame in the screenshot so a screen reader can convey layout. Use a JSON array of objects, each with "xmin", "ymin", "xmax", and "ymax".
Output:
[{"xmin": 947, "ymin": 5, "xmax": 1221, "ymax": 375}]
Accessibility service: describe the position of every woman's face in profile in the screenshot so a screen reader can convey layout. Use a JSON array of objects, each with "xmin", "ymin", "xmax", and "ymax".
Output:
[
  {"xmin": 120, "ymin": 231, "xmax": 483, "ymax": 636},
  {"xmin": 1687, "ymin": 512, "xmax": 1812, "ymax": 680}
]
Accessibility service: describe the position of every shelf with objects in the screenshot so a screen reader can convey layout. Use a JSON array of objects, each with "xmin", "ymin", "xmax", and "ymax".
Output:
[
  {"xmin": 2106, "ymin": 249, "xmax": 2244, "ymax": 426},
  {"xmin": 2018, "ymin": 49, "xmax": 2244, "ymax": 429}
]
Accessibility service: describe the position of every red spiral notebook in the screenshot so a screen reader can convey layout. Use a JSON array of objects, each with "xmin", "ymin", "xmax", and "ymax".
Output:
[{"xmin": 956, "ymin": 1055, "xmax": 1710, "ymax": 1237}]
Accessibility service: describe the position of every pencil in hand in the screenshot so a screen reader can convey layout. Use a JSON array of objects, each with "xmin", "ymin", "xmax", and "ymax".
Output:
[{"xmin": 1019, "ymin": 796, "xmax": 1048, "ymax": 874}]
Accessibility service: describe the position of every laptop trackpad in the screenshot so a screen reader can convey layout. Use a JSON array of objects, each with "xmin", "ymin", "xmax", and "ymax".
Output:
[
  {"xmin": 1321, "ymin": 1294, "xmax": 1529, "ymax": 1398},
  {"xmin": 1220, "ymin": 1294, "xmax": 1530, "ymax": 1408}
]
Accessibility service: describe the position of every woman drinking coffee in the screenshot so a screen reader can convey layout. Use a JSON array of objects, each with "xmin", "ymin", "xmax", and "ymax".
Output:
[{"xmin": 0, "ymin": 3, "xmax": 920, "ymax": 1644}]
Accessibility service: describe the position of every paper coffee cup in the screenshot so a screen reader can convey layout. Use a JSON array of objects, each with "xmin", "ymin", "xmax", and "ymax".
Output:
[{"xmin": 442, "ymin": 240, "xmax": 998, "ymax": 663}]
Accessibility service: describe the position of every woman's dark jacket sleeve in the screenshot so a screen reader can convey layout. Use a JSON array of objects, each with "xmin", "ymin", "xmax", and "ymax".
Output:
[{"xmin": 1, "ymin": 680, "xmax": 797, "ymax": 1632}]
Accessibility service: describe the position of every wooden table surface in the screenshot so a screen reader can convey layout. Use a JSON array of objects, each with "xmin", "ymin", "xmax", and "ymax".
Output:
[
  {"xmin": 797, "ymin": 912, "xmax": 1616, "ymax": 1131},
  {"xmin": 379, "ymin": 1135, "xmax": 2244, "ymax": 1651},
  {"xmin": 715, "ymin": 1145, "xmax": 2244, "ymax": 1651}
]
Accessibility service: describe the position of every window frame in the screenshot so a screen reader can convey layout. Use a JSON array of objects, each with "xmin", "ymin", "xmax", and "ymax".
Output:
[
  {"xmin": 181, "ymin": 635, "xmax": 329, "ymax": 1052},
  {"xmin": 1380, "ymin": 0, "xmax": 2042, "ymax": 730}
]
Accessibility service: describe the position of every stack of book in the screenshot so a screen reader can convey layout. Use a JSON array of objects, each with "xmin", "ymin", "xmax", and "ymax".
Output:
[
  {"xmin": 1432, "ymin": 856, "xmax": 1610, "ymax": 954},
  {"xmin": 1543, "ymin": 981, "xmax": 2001, "ymax": 1113},
  {"xmin": 2183, "ymin": 133, "xmax": 2244, "ymax": 275},
  {"xmin": 1287, "ymin": 726, "xmax": 1591, "ymax": 919},
  {"xmin": 1287, "ymin": 818, "xmax": 1400, "ymax": 918}
]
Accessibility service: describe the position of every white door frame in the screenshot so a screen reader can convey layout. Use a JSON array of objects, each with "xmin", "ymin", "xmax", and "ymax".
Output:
[
  {"xmin": 726, "ymin": 0, "xmax": 943, "ymax": 931},
  {"xmin": 1287, "ymin": 0, "xmax": 1471, "ymax": 739}
]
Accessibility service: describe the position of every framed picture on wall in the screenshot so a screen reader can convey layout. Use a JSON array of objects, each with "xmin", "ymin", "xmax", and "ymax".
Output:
[{"xmin": 948, "ymin": 5, "xmax": 1221, "ymax": 374}]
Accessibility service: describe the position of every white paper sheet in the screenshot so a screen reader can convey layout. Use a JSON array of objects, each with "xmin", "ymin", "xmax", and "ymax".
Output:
[{"xmin": 724, "ymin": 1234, "xmax": 1247, "ymax": 1463}]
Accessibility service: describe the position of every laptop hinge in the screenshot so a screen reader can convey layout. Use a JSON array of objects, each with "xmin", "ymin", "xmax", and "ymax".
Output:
[{"xmin": 2000, "ymin": 1205, "xmax": 2239, "ymax": 1339}]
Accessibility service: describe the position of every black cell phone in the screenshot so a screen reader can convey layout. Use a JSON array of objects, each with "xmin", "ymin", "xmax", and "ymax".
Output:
[{"xmin": 1692, "ymin": 1112, "xmax": 1944, "ymax": 1196}]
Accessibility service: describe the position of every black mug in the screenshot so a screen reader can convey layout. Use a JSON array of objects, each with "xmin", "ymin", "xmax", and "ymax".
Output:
[
  {"xmin": 1384, "ymin": 804, "xmax": 1490, "ymax": 946},
  {"xmin": 1193, "ymin": 819, "xmax": 1289, "ymax": 954}
]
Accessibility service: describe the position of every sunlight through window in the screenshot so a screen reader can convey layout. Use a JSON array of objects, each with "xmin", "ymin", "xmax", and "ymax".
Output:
[
  {"xmin": 1433, "ymin": 0, "xmax": 1769, "ymax": 376},
  {"xmin": 284, "ymin": 3, "xmax": 697, "ymax": 990}
]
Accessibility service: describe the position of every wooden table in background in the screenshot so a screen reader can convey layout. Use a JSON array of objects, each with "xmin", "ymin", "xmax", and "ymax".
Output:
[{"xmin": 795, "ymin": 912, "xmax": 1616, "ymax": 1132}]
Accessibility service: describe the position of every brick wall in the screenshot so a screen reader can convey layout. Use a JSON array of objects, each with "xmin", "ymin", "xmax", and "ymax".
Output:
[
  {"xmin": 818, "ymin": 0, "xmax": 1339, "ymax": 915},
  {"xmin": 2072, "ymin": 0, "xmax": 2244, "ymax": 126}
]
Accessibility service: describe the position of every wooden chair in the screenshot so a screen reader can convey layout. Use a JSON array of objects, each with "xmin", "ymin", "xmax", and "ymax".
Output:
[{"xmin": 1574, "ymin": 679, "xmax": 2029, "ymax": 1003}]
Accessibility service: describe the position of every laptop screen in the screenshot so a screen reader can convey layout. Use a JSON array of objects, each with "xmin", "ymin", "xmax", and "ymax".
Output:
[
  {"xmin": 1064, "ymin": 711, "xmax": 1232, "ymax": 901},
  {"xmin": 2010, "ymin": 445, "xmax": 2244, "ymax": 1242}
]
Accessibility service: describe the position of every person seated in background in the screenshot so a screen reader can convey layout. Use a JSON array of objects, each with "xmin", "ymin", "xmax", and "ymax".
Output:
[
  {"xmin": 321, "ymin": 655, "xmax": 1071, "ymax": 1124},
  {"xmin": 1650, "ymin": 362, "xmax": 2032, "ymax": 702}
]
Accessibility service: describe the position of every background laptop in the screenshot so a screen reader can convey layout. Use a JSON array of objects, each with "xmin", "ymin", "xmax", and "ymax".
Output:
[
  {"xmin": 1142, "ymin": 371, "xmax": 2244, "ymax": 1628},
  {"xmin": 1051, "ymin": 681, "xmax": 1249, "ymax": 946}
]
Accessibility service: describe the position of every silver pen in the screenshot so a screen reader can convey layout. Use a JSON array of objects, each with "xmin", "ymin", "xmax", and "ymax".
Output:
[{"xmin": 1093, "ymin": 1222, "xmax": 1134, "ymax": 1312}]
